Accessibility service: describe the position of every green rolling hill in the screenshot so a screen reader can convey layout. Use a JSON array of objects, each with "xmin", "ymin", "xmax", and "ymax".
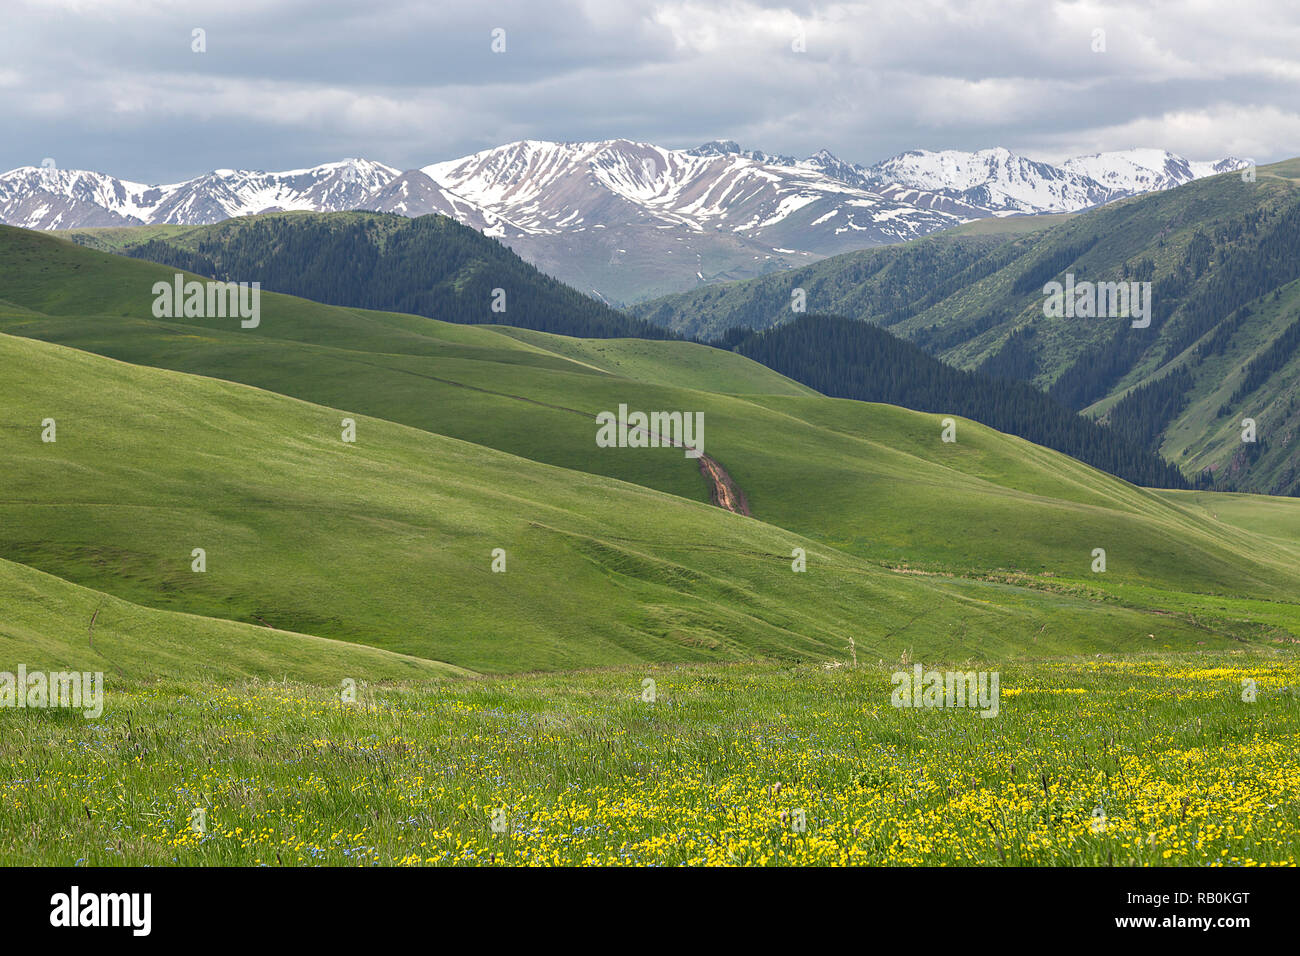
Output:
[
  {"xmin": 2, "ymin": 226, "xmax": 1297, "ymax": 601},
  {"xmin": 634, "ymin": 160, "xmax": 1300, "ymax": 494},
  {"xmin": 6, "ymin": 329, "xmax": 1267, "ymax": 675},
  {"xmin": 2, "ymin": 224, "xmax": 1300, "ymax": 680},
  {"xmin": 0, "ymin": 554, "xmax": 462, "ymax": 683},
  {"xmin": 58, "ymin": 212, "xmax": 1193, "ymax": 491}
]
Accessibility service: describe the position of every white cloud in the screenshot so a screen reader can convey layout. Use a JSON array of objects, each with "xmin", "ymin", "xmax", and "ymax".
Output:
[{"xmin": 1, "ymin": 0, "xmax": 1297, "ymax": 180}]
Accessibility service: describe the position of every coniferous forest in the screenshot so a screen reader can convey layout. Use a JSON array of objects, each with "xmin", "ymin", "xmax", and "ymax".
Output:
[
  {"xmin": 719, "ymin": 315, "xmax": 1191, "ymax": 488},
  {"xmin": 112, "ymin": 212, "xmax": 1204, "ymax": 491},
  {"xmin": 123, "ymin": 213, "xmax": 674, "ymax": 340}
]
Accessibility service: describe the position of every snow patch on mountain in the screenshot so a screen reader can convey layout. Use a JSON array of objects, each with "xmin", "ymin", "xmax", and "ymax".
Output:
[
  {"xmin": 0, "ymin": 141, "xmax": 1250, "ymax": 301},
  {"xmin": 0, "ymin": 159, "xmax": 400, "ymax": 230}
]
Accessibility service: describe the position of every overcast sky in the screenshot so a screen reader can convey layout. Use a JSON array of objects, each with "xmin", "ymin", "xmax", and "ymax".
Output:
[{"xmin": 4, "ymin": 0, "xmax": 1298, "ymax": 182}]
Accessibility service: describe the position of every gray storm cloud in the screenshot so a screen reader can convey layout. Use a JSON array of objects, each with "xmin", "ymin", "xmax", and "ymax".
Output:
[{"xmin": 2, "ymin": 0, "xmax": 1297, "ymax": 180}]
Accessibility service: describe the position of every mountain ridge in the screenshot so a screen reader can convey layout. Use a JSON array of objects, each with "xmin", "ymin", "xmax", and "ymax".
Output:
[
  {"xmin": 4, "ymin": 141, "xmax": 1247, "ymax": 302},
  {"xmin": 632, "ymin": 157, "xmax": 1300, "ymax": 495}
]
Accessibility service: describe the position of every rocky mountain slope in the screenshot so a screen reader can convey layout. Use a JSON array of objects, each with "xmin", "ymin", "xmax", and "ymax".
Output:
[{"xmin": 4, "ymin": 141, "xmax": 1246, "ymax": 301}]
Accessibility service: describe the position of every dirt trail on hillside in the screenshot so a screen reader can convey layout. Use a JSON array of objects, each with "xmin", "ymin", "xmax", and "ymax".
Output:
[
  {"xmin": 624, "ymin": 424, "xmax": 751, "ymax": 518},
  {"xmin": 698, "ymin": 454, "xmax": 751, "ymax": 516},
  {"xmin": 329, "ymin": 354, "xmax": 753, "ymax": 516}
]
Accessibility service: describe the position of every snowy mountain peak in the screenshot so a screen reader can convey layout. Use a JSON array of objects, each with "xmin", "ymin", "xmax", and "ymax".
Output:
[
  {"xmin": 1062, "ymin": 149, "xmax": 1250, "ymax": 195},
  {"xmin": 0, "ymin": 159, "xmax": 402, "ymax": 230},
  {"xmin": 862, "ymin": 144, "xmax": 1243, "ymax": 215},
  {"xmin": 687, "ymin": 140, "xmax": 797, "ymax": 166},
  {"xmin": 690, "ymin": 140, "xmax": 744, "ymax": 156},
  {"xmin": 0, "ymin": 140, "xmax": 1253, "ymax": 300}
]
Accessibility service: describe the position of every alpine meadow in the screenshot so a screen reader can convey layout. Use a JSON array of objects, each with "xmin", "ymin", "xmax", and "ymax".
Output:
[{"xmin": 1, "ymin": 1, "xmax": 1299, "ymax": 937}]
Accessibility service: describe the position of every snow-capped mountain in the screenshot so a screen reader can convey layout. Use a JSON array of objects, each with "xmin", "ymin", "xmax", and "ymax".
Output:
[
  {"xmin": 0, "ymin": 159, "xmax": 398, "ymax": 230},
  {"xmin": 420, "ymin": 138, "xmax": 963, "ymax": 250},
  {"xmin": 404, "ymin": 138, "xmax": 976, "ymax": 299},
  {"xmin": 847, "ymin": 146, "xmax": 1248, "ymax": 215},
  {"xmin": 145, "ymin": 160, "xmax": 400, "ymax": 226},
  {"xmin": 731, "ymin": 143, "xmax": 1248, "ymax": 216},
  {"xmin": 0, "ymin": 141, "xmax": 1248, "ymax": 300},
  {"xmin": 866, "ymin": 147, "xmax": 1111, "ymax": 214},
  {"xmin": 362, "ymin": 169, "xmax": 498, "ymax": 229},
  {"xmin": 1061, "ymin": 149, "xmax": 1246, "ymax": 198},
  {"xmin": 0, "ymin": 167, "xmax": 160, "ymax": 229}
]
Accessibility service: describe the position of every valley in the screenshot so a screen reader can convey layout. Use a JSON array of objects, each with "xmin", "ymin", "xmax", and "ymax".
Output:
[
  {"xmin": 4, "ymin": 0, "xmax": 1299, "ymax": 885},
  {"xmin": 4, "ymin": 224, "xmax": 1300, "ymax": 676},
  {"xmin": 2, "ymin": 165, "xmax": 1298, "ymax": 869},
  {"xmin": 3, "ymin": 140, "xmax": 1246, "ymax": 303},
  {"xmin": 638, "ymin": 159, "xmax": 1300, "ymax": 495}
]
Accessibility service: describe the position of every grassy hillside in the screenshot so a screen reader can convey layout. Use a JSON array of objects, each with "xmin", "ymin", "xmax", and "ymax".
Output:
[
  {"xmin": 722, "ymin": 315, "xmax": 1188, "ymax": 488},
  {"xmin": 0, "ymin": 225, "xmax": 809, "ymax": 506},
  {"xmin": 2, "ymin": 226, "xmax": 789, "ymax": 392},
  {"xmin": 10, "ymin": 330, "xmax": 1255, "ymax": 675},
  {"xmin": 3, "ymin": 226, "xmax": 1300, "ymax": 626},
  {"xmin": 1155, "ymin": 489, "xmax": 1300, "ymax": 558},
  {"xmin": 634, "ymin": 161, "xmax": 1300, "ymax": 493},
  {"xmin": 0, "ymin": 555, "xmax": 463, "ymax": 682},
  {"xmin": 4, "ymin": 225, "xmax": 1300, "ymax": 679},
  {"xmin": 52, "ymin": 216, "xmax": 1192, "ymax": 492},
  {"xmin": 489, "ymin": 327, "xmax": 816, "ymax": 396},
  {"xmin": 633, "ymin": 231, "xmax": 1021, "ymax": 339},
  {"xmin": 62, "ymin": 223, "xmax": 198, "ymax": 251}
]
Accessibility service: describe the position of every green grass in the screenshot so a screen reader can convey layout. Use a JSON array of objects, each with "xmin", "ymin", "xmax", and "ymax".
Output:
[
  {"xmin": 2, "ymin": 651, "xmax": 1297, "ymax": 865},
  {"xmin": 62, "ymin": 223, "xmax": 201, "ymax": 252},
  {"xmin": 0, "ymin": 555, "xmax": 464, "ymax": 682},
  {"xmin": 1156, "ymin": 489, "xmax": 1300, "ymax": 558},
  {"xmin": 9, "ymin": 329, "xmax": 1265, "ymax": 674},
  {"xmin": 0, "ymin": 226, "xmax": 1292, "ymax": 598},
  {"xmin": 3, "ymin": 222, "xmax": 1300, "ymax": 868},
  {"xmin": 4, "ymin": 225, "xmax": 1300, "ymax": 668},
  {"xmin": 489, "ymin": 326, "xmax": 816, "ymax": 395},
  {"xmin": 631, "ymin": 160, "xmax": 1300, "ymax": 494}
]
